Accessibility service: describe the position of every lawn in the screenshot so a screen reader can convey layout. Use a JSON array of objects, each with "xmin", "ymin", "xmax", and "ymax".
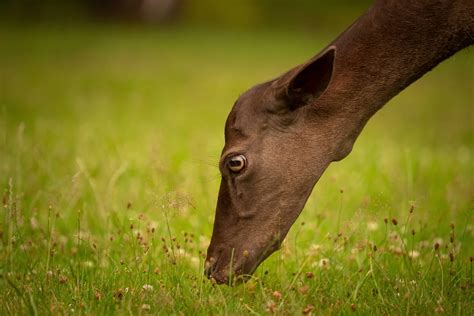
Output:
[{"xmin": 0, "ymin": 24, "xmax": 472, "ymax": 315}]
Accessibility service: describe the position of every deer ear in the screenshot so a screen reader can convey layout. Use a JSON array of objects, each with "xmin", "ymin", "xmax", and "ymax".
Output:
[{"xmin": 273, "ymin": 46, "xmax": 336, "ymax": 109}]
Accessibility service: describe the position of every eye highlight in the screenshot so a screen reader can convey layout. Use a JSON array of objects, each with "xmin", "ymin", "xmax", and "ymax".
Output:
[{"xmin": 227, "ymin": 154, "xmax": 247, "ymax": 173}]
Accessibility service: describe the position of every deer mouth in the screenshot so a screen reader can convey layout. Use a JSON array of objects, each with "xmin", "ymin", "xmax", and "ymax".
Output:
[{"xmin": 204, "ymin": 240, "xmax": 281, "ymax": 285}]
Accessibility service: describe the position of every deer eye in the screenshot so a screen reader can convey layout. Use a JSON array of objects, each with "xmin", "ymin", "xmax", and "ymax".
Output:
[{"xmin": 227, "ymin": 154, "xmax": 247, "ymax": 173}]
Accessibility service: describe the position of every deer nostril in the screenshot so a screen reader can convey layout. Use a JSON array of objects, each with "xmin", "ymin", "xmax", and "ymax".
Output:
[{"xmin": 204, "ymin": 266, "xmax": 211, "ymax": 278}]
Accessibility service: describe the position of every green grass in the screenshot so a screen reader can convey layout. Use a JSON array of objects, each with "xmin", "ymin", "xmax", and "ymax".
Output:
[{"xmin": 0, "ymin": 24, "xmax": 473, "ymax": 315}]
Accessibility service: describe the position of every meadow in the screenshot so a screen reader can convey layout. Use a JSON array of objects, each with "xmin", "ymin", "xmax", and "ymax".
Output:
[{"xmin": 0, "ymin": 23, "xmax": 473, "ymax": 315}]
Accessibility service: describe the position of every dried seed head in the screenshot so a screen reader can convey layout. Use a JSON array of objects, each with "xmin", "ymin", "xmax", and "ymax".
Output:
[
  {"xmin": 303, "ymin": 305, "xmax": 314, "ymax": 314},
  {"xmin": 242, "ymin": 250, "xmax": 249, "ymax": 258},
  {"xmin": 434, "ymin": 243, "xmax": 440, "ymax": 251},
  {"xmin": 59, "ymin": 275, "xmax": 68, "ymax": 284},
  {"xmin": 350, "ymin": 303, "xmax": 356, "ymax": 312},
  {"xmin": 94, "ymin": 290, "xmax": 102, "ymax": 301},
  {"xmin": 391, "ymin": 218, "xmax": 398, "ymax": 226},
  {"xmin": 384, "ymin": 218, "xmax": 388, "ymax": 224},
  {"xmin": 409, "ymin": 205, "xmax": 414, "ymax": 213},
  {"xmin": 306, "ymin": 271, "xmax": 314, "ymax": 279},
  {"xmin": 411, "ymin": 229, "xmax": 416, "ymax": 236},
  {"xmin": 434, "ymin": 305, "xmax": 445, "ymax": 313},
  {"xmin": 298, "ymin": 285, "xmax": 309, "ymax": 295}
]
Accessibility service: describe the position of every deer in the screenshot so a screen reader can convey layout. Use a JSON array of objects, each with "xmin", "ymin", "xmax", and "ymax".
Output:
[{"xmin": 204, "ymin": 0, "xmax": 473, "ymax": 284}]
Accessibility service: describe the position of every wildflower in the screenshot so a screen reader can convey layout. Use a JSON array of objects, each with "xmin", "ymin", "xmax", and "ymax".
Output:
[
  {"xmin": 389, "ymin": 245, "xmax": 403, "ymax": 256},
  {"xmin": 433, "ymin": 238, "xmax": 443, "ymax": 247},
  {"xmin": 83, "ymin": 261, "xmax": 94, "ymax": 268},
  {"xmin": 367, "ymin": 221, "xmax": 379, "ymax": 231},
  {"xmin": 114, "ymin": 289, "xmax": 124, "ymax": 301},
  {"xmin": 318, "ymin": 258, "xmax": 330, "ymax": 269},
  {"xmin": 94, "ymin": 290, "xmax": 102, "ymax": 301},
  {"xmin": 142, "ymin": 304, "xmax": 151, "ymax": 311},
  {"xmin": 266, "ymin": 301, "xmax": 277, "ymax": 313},
  {"xmin": 298, "ymin": 285, "xmax": 309, "ymax": 295},
  {"xmin": 30, "ymin": 217, "xmax": 39, "ymax": 230},
  {"xmin": 142, "ymin": 284, "xmax": 154, "ymax": 291},
  {"xmin": 308, "ymin": 244, "xmax": 322, "ymax": 256},
  {"xmin": 408, "ymin": 250, "xmax": 420, "ymax": 259},
  {"xmin": 272, "ymin": 291, "xmax": 282, "ymax": 300},
  {"xmin": 59, "ymin": 275, "xmax": 68, "ymax": 284}
]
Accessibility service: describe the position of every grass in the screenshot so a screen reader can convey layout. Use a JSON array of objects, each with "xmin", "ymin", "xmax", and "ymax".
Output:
[{"xmin": 0, "ymin": 23, "xmax": 473, "ymax": 315}]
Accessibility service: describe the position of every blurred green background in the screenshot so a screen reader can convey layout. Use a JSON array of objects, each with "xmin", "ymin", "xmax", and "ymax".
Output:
[
  {"xmin": 0, "ymin": 1, "xmax": 473, "ymax": 314},
  {"xmin": 1, "ymin": 0, "xmax": 371, "ymax": 30}
]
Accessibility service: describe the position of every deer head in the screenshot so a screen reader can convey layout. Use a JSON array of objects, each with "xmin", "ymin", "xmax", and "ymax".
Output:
[
  {"xmin": 203, "ymin": 0, "xmax": 472, "ymax": 284},
  {"xmin": 204, "ymin": 47, "xmax": 355, "ymax": 283}
]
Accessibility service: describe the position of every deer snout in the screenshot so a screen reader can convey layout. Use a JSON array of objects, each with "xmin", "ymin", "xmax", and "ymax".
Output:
[
  {"xmin": 204, "ymin": 239, "xmax": 282, "ymax": 285},
  {"xmin": 204, "ymin": 248, "xmax": 254, "ymax": 285}
]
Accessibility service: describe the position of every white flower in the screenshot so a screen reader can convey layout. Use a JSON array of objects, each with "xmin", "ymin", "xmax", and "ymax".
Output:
[
  {"xmin": 83, "ymin": 261, "xmax": 94, "ymax": 268},
  {"xmin": 142, "ymin": 284, "xmax": 153, "ymax": 291},
  {"xmin": 318, "ymin": 258, "xmax": 330, "ymax": 269},
  {"xmin": 308, "ymin": 244, "xmax": 322, "ymax": 256},
  {"xmin": 367, "ymin": 221, "xmax": 379, "ymax": 231},
  {"xmin": 433, "ymin": 238, "xmax": 443, "ymax": 247},
  {"xmin": 408, "ymin": 250, "xmax": 419, "ymax": 259}
]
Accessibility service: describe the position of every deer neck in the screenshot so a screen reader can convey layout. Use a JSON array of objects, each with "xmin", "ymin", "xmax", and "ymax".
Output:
[{"xmin": 323, "ymin": 0, "xmax": 472, "ymax": 127}]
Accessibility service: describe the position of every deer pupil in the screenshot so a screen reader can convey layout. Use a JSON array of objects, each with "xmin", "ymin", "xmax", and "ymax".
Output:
[{"xmin": 229, "ymin": 159, "xmax": 241, "ymax": 167}]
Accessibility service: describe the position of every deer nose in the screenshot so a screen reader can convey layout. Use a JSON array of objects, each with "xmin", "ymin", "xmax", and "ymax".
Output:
[{"xmin": 204, "ymin": 262, "xmax": 229, "ymax": 284}]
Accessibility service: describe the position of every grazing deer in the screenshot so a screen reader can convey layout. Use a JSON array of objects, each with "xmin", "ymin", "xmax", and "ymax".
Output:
[{"xmin": 205, "ymin": 0, "xmax": 473, "ymax": 284}]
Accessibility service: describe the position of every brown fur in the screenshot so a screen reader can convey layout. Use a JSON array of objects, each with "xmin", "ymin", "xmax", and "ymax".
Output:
[{"xmin": 205, "ymin": 0, "xmax": 473, "ymax": 284}]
